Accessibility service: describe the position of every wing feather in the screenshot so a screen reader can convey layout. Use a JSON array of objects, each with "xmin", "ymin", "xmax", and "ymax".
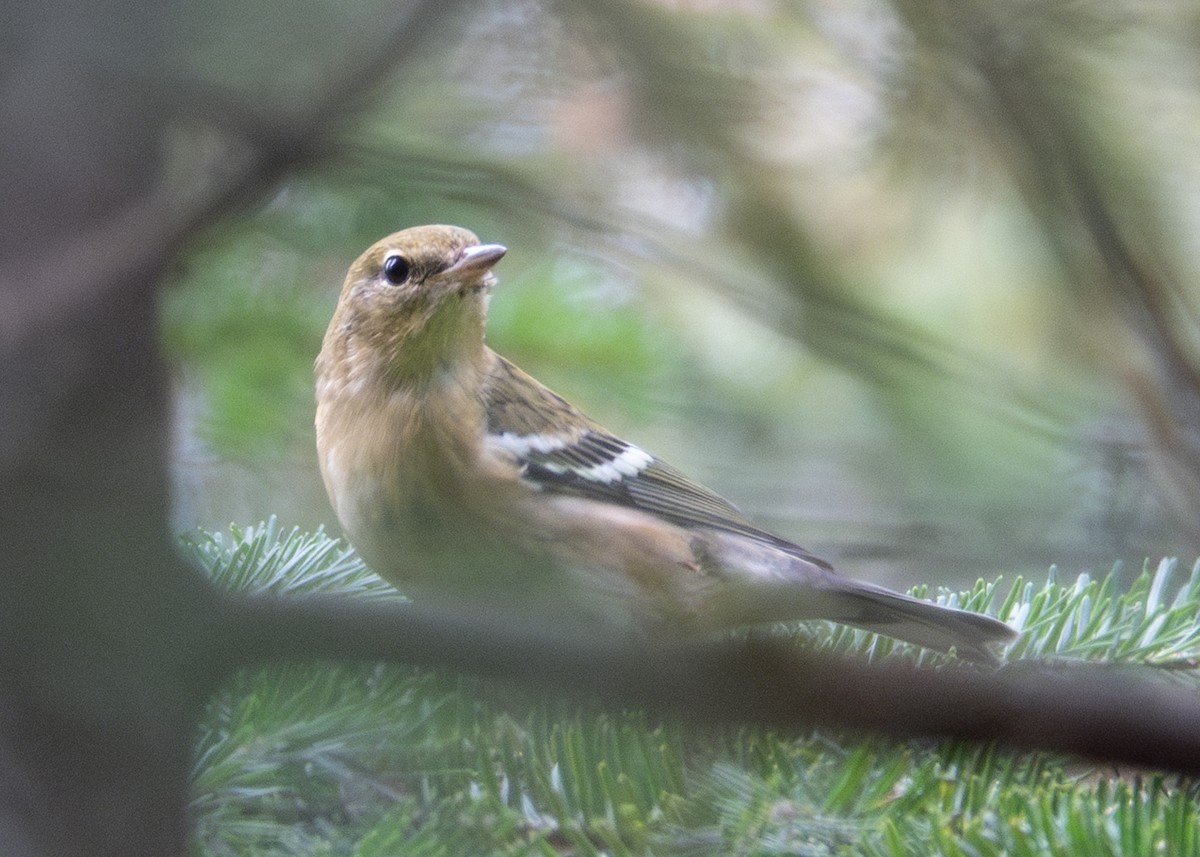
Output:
[{"xmin": 481, "ymin": 352, "xmax": 830, "ymax": 568}]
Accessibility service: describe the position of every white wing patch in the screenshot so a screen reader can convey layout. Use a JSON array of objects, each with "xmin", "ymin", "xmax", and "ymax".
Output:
[
  {"xmin": 489, "ymin": 430, "xmax": 654, "ymax": 486},
  {"xmin": 541, "ymin": 444, "xmax": 653, "ymax": 484},
  {"xmin": 492, "ymin": 431, "xmax": 567, "ymax": 456}
]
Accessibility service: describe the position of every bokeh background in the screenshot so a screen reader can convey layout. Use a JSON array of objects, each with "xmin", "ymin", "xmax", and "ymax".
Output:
[{"xmin": 164, "ymin": 0, "xmax": 1200, "ymax": 591}]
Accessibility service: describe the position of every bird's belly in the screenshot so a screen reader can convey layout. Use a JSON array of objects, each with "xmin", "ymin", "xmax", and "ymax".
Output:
[
  {"xmin": 322, "ymin": 435, "xmax": 715, "ymax": 632},
  {"xmin": 322, "ymin": 440, "xmax": 462, "ymax": 584}
]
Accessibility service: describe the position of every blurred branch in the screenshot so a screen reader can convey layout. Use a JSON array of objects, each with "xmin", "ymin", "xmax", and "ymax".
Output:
[
  {"xmin": 215, "ymin": 592, "xmax": 1200, "ymax": 776},
  {"xmin": 553, "ymin": 0, "xmax": 1077, "ymax": 440},
  {"xmin": 889, "ymin": 0, "xmax": 1200, "ymax": 539},
  {"xmin": 169, "ymin": 0, "xmax": 483, "ymax": 240},
  {"xmin": 1, "ymin": 0, "xmax": 475, "ymax": 357},
  {"xmin": 0, "ymin": 2, "xmax": 492, "ymax": 854}
]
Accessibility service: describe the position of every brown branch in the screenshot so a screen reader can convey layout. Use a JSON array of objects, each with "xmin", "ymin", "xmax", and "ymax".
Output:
[{"xmin": 215, "ymin": 592, "xmax": 1200, "ymax": 775}]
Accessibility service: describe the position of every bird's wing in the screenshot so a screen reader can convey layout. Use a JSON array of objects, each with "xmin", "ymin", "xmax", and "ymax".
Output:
[{"xmin": 480, "ymin": 353, "xmax": 831, "ymax": 569}]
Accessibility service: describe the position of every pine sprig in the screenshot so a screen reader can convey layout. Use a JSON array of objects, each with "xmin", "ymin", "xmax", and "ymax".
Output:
[
  {"xmin": 1004, "ymin": 558, "xmax": 1200, "ymax": 663},
  {"xmin": 181, "ymin": 517, "xmax": 401, "ymax": 600}
]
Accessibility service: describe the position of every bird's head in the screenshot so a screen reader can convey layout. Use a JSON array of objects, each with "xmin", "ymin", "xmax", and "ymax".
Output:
[{"xmin": 323, "ymin": 224, "xmax": 507, "ymax": 387}]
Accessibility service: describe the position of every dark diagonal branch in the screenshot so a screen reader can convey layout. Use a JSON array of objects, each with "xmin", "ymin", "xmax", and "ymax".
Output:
[
  {"xmin": 1, "ymin": 0, "xmax": 475, "ymax": 353},
  {"xmin": 214, "ymin": 591, "xmax": 1200, "ymax": 776}
]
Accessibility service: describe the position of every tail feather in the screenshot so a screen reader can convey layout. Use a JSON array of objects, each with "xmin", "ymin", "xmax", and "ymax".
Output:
[
  {"xmin": 700, "ymin": 532, "xmax": 1017, "ymax": 662},
  {"xmin": 835, "ymin": 581, "xmax": 1016, "ymax": 663}
]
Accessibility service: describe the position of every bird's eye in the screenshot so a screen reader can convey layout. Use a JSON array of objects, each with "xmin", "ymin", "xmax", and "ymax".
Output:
[{"xmin": 382, "ymin": 254, "xmax": 411, "ymax": 285}]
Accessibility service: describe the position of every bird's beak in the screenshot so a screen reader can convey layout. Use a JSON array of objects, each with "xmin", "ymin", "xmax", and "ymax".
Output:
[{"xmin": 449, "ymin": 243, "xmax": 507, "ymax": 281}]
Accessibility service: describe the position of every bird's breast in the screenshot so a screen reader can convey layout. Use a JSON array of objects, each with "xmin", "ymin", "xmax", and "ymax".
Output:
[{"xmin": 315, "ymin": 378, "xmax": 513, "ymax": 585}]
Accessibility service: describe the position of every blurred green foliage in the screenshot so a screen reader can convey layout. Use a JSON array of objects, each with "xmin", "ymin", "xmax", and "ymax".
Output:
[{"xmin": 163, "ymin": 232, "xmax": 326, "ymax": 456}]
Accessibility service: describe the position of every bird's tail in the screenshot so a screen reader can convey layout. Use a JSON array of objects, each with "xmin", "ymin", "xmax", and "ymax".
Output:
[
  {"xmin": 826, "ymin": 579, "xmax": 1016, "ymax": 663},
  {"xmin": 702, "ymin": 535, "xmax": 1016, "ymax": 662}
]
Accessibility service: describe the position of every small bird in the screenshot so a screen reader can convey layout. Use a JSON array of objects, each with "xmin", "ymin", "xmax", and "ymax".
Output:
[{"xmin": 316, "ymin": 225, "xmax": 1016, "ymax": 661}]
